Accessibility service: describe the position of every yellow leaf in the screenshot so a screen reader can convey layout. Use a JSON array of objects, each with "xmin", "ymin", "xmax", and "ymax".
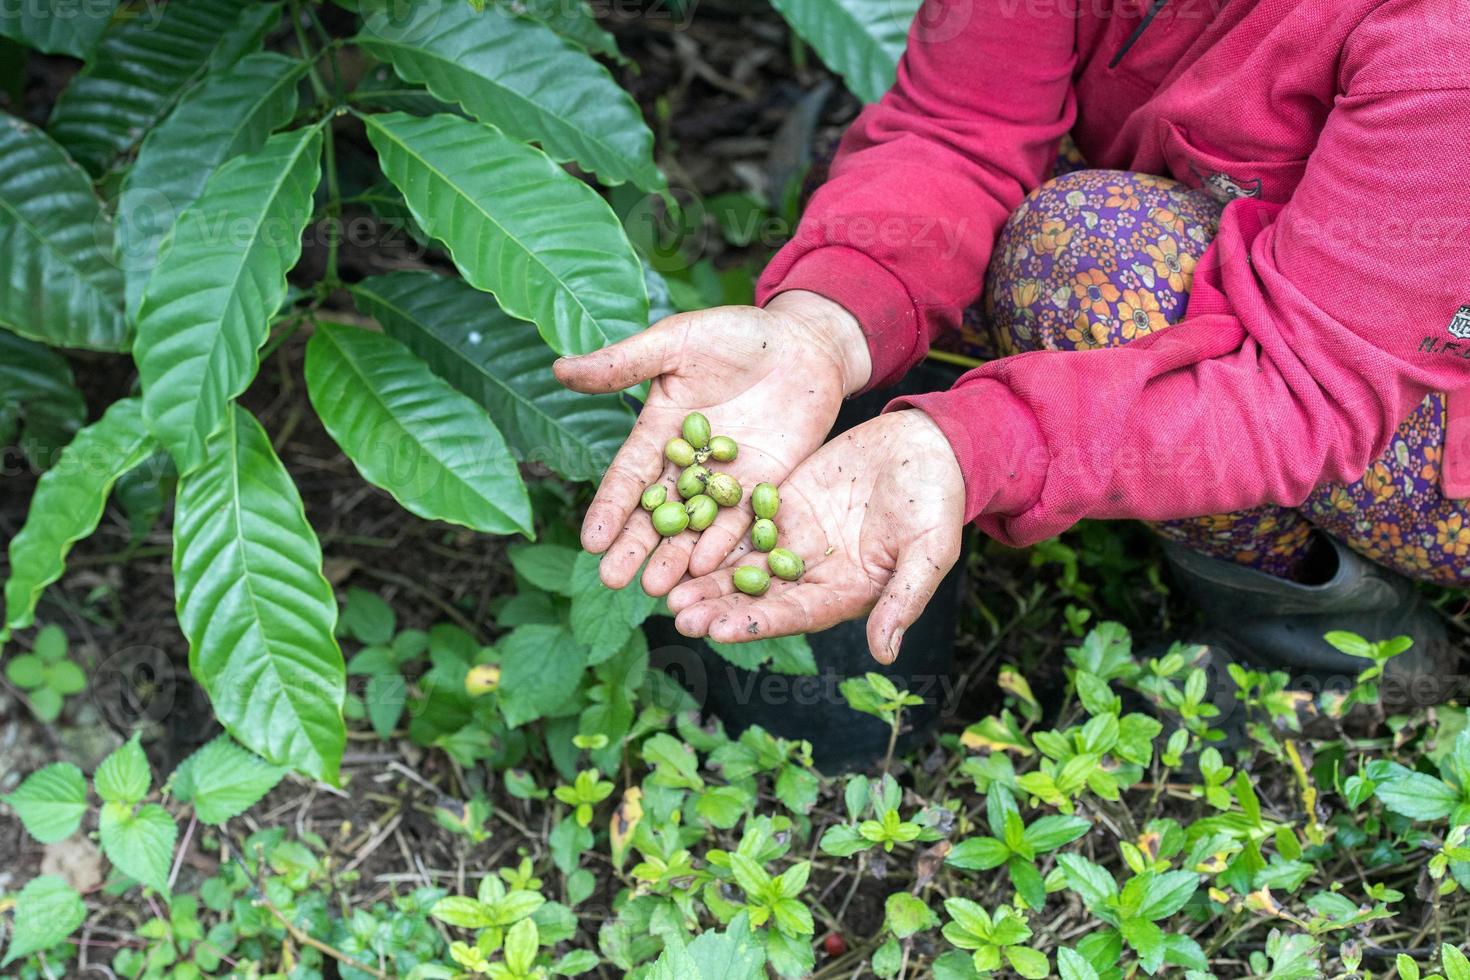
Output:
[
  {"xmin": 610, "ymin": 786, "xmax": 643, "ymax": 871},
  {"xmin": 465, "ymin": 664, "xmax": 501, "ymax": 696},
  {"xmin": 998, "ymin": 667, "xmax": 1038, "ymax": 708},
  {"xmin": 1245, "ymin": 887, "xmax": 1281, "ymax": 916}
]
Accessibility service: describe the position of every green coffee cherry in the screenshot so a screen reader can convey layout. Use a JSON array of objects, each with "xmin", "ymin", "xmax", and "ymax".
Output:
[
  {"xmin": 767, "ymin": 548, "xmax": 804, "ymax": 582},
  {"xmin": 708, "ymin": 435, "xmax": 738, "ymax": 462},
  {"xmin": 751, "ymin": 482, "xmax": 779, "ymax": 520},
  {"xmin": 685, "ymin": 494, "xmax": 718, "ymax": 531},
  {"xmin": 751, "ymin": 518, "xmax": 777, "ymax": 552},
  {"xmin": 676, "ymin": 464, "xmax": 710, "ymax": 500},
  {"xmin": 705, "ymin": 473, "xmax": 742, "ymax": 508},
  {"xmin": 651, "ymin": 501, "xmax": 690, "ymax": 536},
  {"xmin": 665, "ymin": 437, "xmax": 697, "ymax": 468},
  {"xmin": 682, "ymin": 412, "xmax": 712, "ymax": 450},
  {"xmin": 641, "ymin": 485, "xmax": 667, "ymax": 512},
  {"xmin": 733, "ymin": 565, "xmax": 770, "ymax": 596}
]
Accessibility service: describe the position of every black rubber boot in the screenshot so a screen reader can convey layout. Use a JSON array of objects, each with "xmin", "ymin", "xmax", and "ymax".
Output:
[{"xmin": 1162, "ymin": 533, "xmax": 1460, "ymax": 715}]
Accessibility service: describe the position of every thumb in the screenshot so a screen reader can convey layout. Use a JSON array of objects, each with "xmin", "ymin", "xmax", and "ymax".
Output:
[
  {"xmin": 865, "ymin": 533, "xmax": 960, "ymax": 665},
  {"xmin": 552, "ymin": 317, "xmax": 682, "ymax": 394}
]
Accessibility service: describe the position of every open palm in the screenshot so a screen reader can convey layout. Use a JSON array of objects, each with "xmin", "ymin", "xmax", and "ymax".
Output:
[
  {"xmin": 554, "ymin": 293, "xmax": 868, "ymax": 595},
  {"xmin": 666, "ymin": 410, "xmax": 966, "ymax": 664}
]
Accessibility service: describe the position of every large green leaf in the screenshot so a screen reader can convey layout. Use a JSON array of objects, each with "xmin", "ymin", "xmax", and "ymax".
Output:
[
  {"xmin": 361, "ymin": 111, "xmax": 648, "ymax": 356},
  {"xmin": 0, "ymin": 113, "xmax": 125, "ymax": 351},
  {"xmin": 173, "ymin": 406, "xmax": 345, "ymax": 782},
  {"xmin": 118, "ymin": 52, "xmax": 309, "ymax": 318},
  {"xmin": 1, "ymin": 876, "xmax": 84, "ymax": 967},
  {"xmin": 350, "ymin": 271, "xmax": 634, "ymax": 482},
  {"xmin": 768, "ymin": 0, "xmax": 920, "ymax": 103},
  {"xmin": 0, "ymin": 0, "xmax": 118, "ymax": 59},
  {"xmin": 134, "ymin": 125, "xmax": 323, "ymax": 474},
  {"xmin": 357, "ymin": 0, "xmax": 661, "ymax": 193},
  {"xmin": 0, "ymin": 330, "xmax": 85, "ymax": 465},
  {"xmin": 305, "ymin": 322, "xmax": 533, "ymax": 535},
  {"xmin": 47, "ymin": 0, "xmax": 280, "ymax": 175},
  {"xmin": 3, "ymin": 398, "xmax": 157, "ymax": 639}
]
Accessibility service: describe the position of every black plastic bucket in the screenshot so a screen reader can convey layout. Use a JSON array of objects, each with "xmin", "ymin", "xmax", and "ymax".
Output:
[{"xmin": 647, "ymin": 359, "xmax": 968, "ymax": 772}]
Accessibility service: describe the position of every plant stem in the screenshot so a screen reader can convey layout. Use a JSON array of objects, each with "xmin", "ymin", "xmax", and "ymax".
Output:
[
  {"xmin": 167, "ymin": 812, "xmax": 197, "ymax": 892},
  {"xmin": 284, "ymin": 5, "xmax": 344, "ymax": 293},
  {"xmin": 321, "ymin": 119, "xmax": 342, "ymax": 288},
  {"xmin": 881, "ymin": 707, "xmax": 902, "ymax": 778},
  {"xmin": 287, "ymin": 1, "xmax": 330, "ymax": 104}
]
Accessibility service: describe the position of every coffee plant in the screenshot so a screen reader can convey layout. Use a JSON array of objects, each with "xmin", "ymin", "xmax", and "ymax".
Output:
[{"xmin": 0, "ymin": 0, "xmax": 669, "ymax": 782}]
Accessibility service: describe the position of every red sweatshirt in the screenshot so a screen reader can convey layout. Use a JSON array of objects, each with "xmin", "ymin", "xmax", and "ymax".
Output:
[{"xmin": 756, "ymin": 0, "xmax": 1470, "ymax": 546}]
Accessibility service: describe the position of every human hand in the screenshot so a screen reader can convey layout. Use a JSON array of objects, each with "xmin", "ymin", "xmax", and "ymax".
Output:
[
  {"xmin": 665, "ymin": 409, "xmax": 966, "ymax": 664},
  {"xmin": 553, "ymin": 291, "xmax": 871, "ymax": 595}
]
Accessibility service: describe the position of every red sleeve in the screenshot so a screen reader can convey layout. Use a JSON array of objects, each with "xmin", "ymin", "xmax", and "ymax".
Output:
[
  {"xmin": 754, "ymin": 0, "xmax": 1077, "ymax": 389},
  {"xmin": 893, "ymin": 7, "xmax": 1470, "ymax": 543}
]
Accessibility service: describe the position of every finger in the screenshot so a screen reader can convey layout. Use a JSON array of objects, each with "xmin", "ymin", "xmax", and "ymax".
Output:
[
  {"xmin": 641, "ymin": 529, "xmax": 700, "ymax": 597},
  {"xmin": 599, "ymin": 508, "xmax": 663, "ymax": 589},
  {"xmin": 670, "ymin": 567, "xmax": 739, "ymax": 629},
  {"xmin": 865, "ymin": 534, "xmax": 960, "ymax": 665},
  {"xmin": 553, "ymin": 317, "xmax": 683, "ymax": 394},
  {"xmin": 687, "ymin": 502, "xmax": 755, "ymax": 577},
  {"xmin": 698, "ymin": 581, "xmax": 856, "ymax": 644},
  {"xmin": 580, "ymin": 417, "xmax": 668, "ymax": 554}
]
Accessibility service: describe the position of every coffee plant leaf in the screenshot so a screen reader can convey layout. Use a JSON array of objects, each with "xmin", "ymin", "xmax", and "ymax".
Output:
[
  {"xmin": 0, "ymin": 331, "xmax": 86, "ymax": 466},
  {"xmin": 0, "ymin": 114, "xmax": 125, "ymax": 351},
  {"xmin": 3, "ymin": 398, "xmax": 157, "ymax": 636},
  {"xmin": 172, "ymin": 406, "xmax": 345, "ymax": 782},
  {"xmin": 48, "ymin": 0, "xmax": 280, "ymax": 175},
  {"xmin": 305, "ymin": 322, "xmax": 534, "ymax": 536},
  {"xmin": 351, "ymin": 271, "xmax": 634, "ymax": 482},
  {"xmin": 358, "ymin": 0, "xmax": 662, "ymax": 193},
  {"xmin": 134, "ymin": 125, "xmax": 322, "ymax": 473},
  {"xmin": 0, "ymin": 0, "xmax": 118, "ymax": 59},
  {"xmin": 767, "ymin": 0, "xmax": 920, "ymax": 103},
  {"xmin": 361, "ymin": 110, "xmax": 649, "ymax": 356},
  {"xmin": 509, "ymin": 0, "xmax": 623, "ymax": 63},
  {"xmin": 118, "ymin": 51, "xmax": 309, "ymax": 318}
]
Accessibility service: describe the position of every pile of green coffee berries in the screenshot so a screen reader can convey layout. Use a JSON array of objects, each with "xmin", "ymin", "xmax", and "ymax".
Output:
[{"xmin": 641, "ymin": 412, "xmax": 806, "ymax": 597}]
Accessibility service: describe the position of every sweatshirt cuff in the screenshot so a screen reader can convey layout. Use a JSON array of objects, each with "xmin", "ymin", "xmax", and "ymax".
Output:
[
  {"xmin": 885, "ymin": 379, "xmax": 1047, "ymax": 522},
  {"xmin": 756, "ymin": 246, "xmax": 923, "ymax": 391}
]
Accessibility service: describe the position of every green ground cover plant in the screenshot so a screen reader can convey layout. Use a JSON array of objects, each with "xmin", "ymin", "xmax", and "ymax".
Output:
[{"xmin": 6, "ymin": 603, "xmax": 1470, "ymax": 976}]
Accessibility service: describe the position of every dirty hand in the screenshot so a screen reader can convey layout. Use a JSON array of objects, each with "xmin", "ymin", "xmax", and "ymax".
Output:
[
  {"xmin": 553, "ymin": 291, "xmax": 870, "ymax": 596},
  {"xmin": 665, "ymin": 410, "xmax": 965, "ymax": 664}
]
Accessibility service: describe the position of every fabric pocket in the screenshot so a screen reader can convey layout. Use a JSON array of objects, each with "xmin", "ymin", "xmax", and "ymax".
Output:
[{"xmin": 1163, "ymin": 121, "xmax": 1309, "ymax": 205}]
